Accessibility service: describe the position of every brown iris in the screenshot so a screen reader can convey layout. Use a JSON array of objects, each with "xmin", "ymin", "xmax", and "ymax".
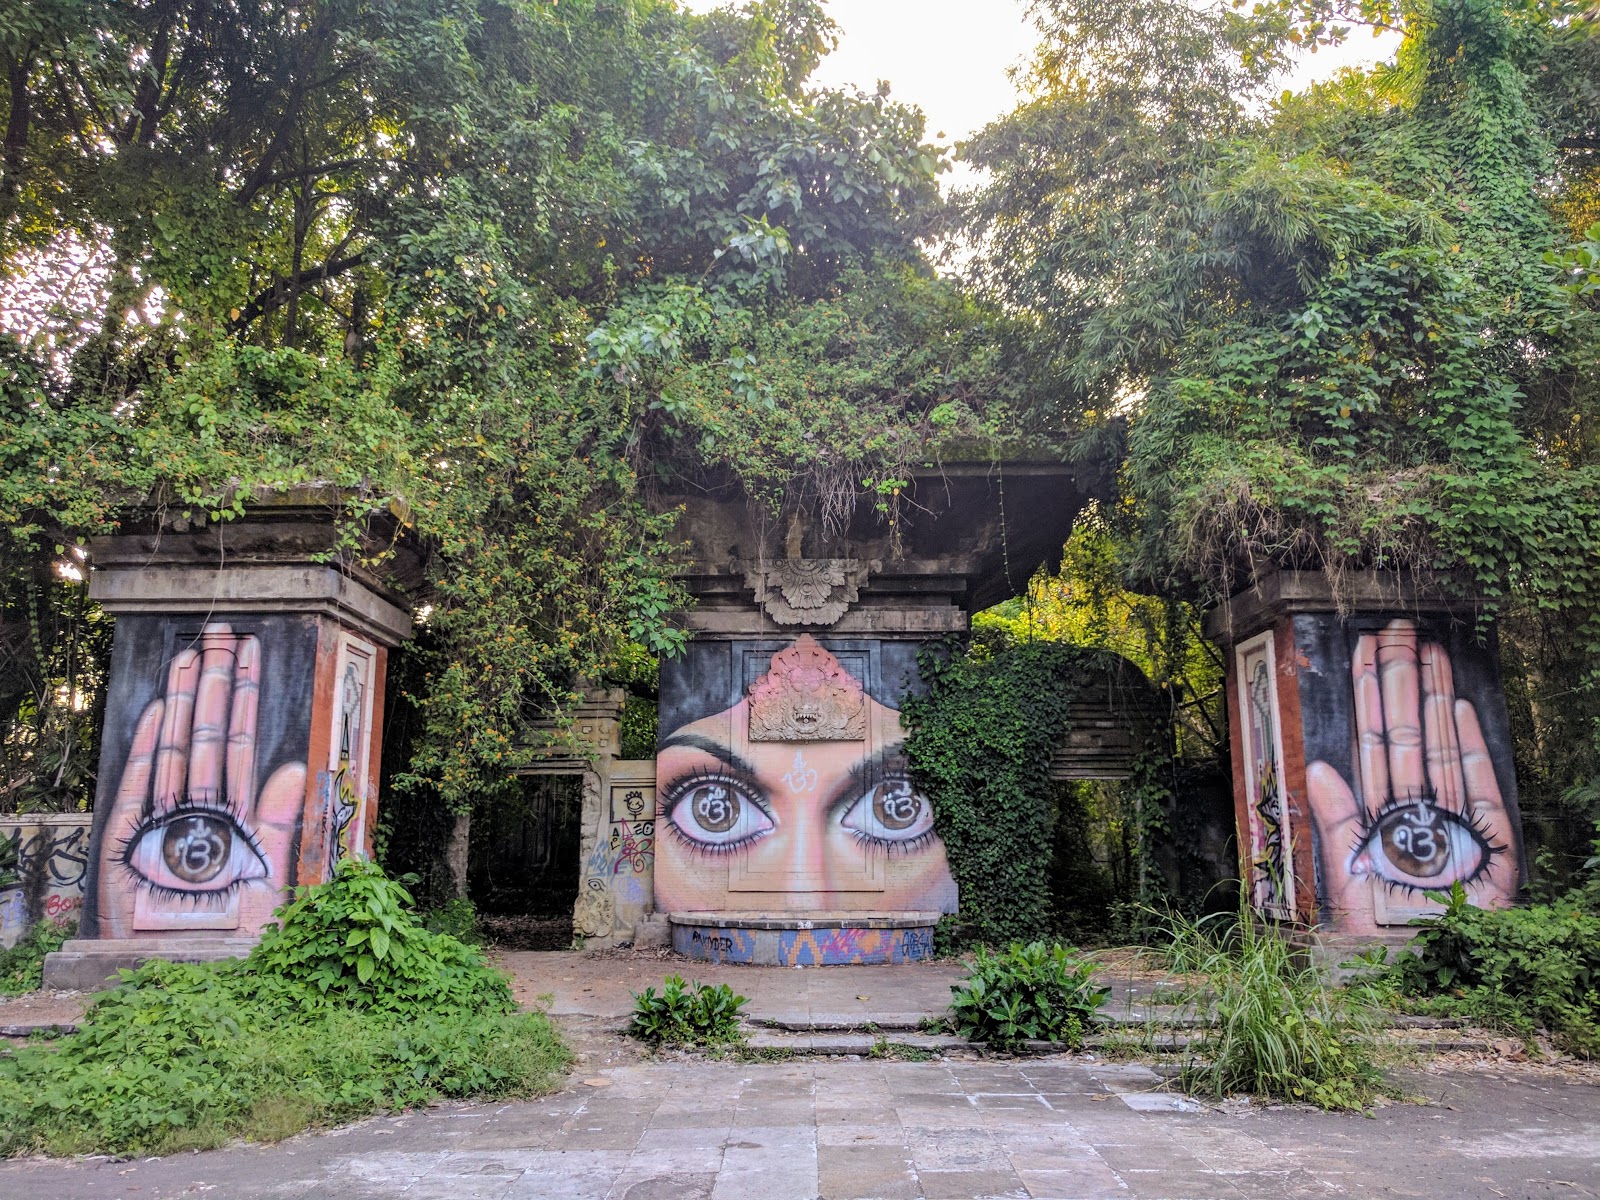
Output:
[
  {"xmin": 161, "ymin": 813, "xmax": 233, "ymax": 884},
  {"xmin": 1376, "ymin": 801, "xmax": 1450, "ymax": 878},
  {"xmin": 870, "ymin": 781, "xmax": 922, "ymax": 831},
  {"xmin": 690, "ymin": 784, "xmax": 739, "ymax": 833}
]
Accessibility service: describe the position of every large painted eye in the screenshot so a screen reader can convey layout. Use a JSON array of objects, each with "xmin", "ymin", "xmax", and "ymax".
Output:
[
  {"xmin": 840, "ymin": 778, "xmax": 936, "ymax": 849},
  {"xmin": 124, "ymin": 809, "xmax": 269, "ymax": 895},
  {"xmin": 1350, "ymin": 798, "xmax": 1492, "ymax": 893},
  {"xmin": 664, "ymin": 776, "xmax": 774, "ymax": 852}
]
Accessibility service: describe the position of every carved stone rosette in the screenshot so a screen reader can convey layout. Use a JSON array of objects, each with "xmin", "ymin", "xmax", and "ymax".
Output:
[
  {"xmin": 747, "ymin": 635, "xmax": 867, "ymax": 741},
  {"xmin": 742, "ymin": 558, "xmax": 874, "ymax": 626}
]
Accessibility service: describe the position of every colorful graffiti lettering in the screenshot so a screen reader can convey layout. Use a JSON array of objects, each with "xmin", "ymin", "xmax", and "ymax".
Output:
[
  {"xmin": 0, "ymin": 818, "xmax": 92, "ymax": 947},
  {"xmin": 609, "ymin": 821, "xmax": 655, "ymax": 876},
  {"xmin": 674, "ymin": 921, "xmax": 936, "ymax": 965}
]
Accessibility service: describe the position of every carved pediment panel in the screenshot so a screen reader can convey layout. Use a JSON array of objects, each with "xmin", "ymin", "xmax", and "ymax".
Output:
[
  {"xmin": 741, "ymin": 558, "xmax": 875, "ymax": 626},
  {"xmin": 747, "ymin": 635, "xmax": 867, "ymax": 741}
]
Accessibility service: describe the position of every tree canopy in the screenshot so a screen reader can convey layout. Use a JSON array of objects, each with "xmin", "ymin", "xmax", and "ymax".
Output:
[
  {"xmin": 961, "ymin": 0, "xmax": 1600, "ymax": 873},
  {"xmin": 0, "ymin": 0, "xmax": 1022, "ymax": 810}
]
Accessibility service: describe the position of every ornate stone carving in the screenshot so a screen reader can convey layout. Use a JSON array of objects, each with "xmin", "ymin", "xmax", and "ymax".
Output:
[
  {"xmin": 742, "ymin": 558, "xmax": 874, "ymax": 626},
  {"xmin": 747, "ymin": 635, "xmax": 867, "ymax": 741}
]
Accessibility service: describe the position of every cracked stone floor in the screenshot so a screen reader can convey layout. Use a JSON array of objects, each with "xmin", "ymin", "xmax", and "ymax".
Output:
[{"xmin": 2, "ymin": 1057, "xmax": 1598, "ymax": 1200}]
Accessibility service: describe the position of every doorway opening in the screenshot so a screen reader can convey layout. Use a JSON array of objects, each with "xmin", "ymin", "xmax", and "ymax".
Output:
[{"xmin": 467, "ymin": 773, "xmax": 582, "ymax": 949}]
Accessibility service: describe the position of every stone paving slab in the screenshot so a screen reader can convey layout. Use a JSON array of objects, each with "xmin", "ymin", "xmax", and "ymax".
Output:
[{"xmin": 2, "ymin": 1058, "xmax": 1597, "ymax": 1199}]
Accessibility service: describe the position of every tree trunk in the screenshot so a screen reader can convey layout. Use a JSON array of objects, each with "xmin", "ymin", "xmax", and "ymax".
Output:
[{"xmin": 446, "ymin": 810, "xmax": 471, "ymax": 900}]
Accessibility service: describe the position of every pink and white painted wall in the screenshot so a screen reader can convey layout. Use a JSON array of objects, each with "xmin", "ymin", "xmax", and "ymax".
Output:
[{"xmin": 654, "ymin": 635, "xmax": 957, "ymax": 919}]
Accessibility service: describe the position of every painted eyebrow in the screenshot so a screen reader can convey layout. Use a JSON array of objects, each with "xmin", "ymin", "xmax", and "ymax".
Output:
[
  {"xmin": 831, "ymin": 744, "xmax": 915, "ymax": 812},
  {"xmin": 658, "ymin": 733, "xmax": 759, "ymax": 778}
]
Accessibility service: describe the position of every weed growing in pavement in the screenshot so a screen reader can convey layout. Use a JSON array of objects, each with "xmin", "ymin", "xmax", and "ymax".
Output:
[
  {"xmin": 1161, "ymin": 908, "xmax": 1385, "ymax": 1111},
  {"xmin": 628, "ymin": 976, "xmax": 748, "ymax": 1046},
  {"xmin": 949, "ymin": 941, "xmax": 1110, "ymax": 1051},
  {"xmin": 729, "ymin": 1044, "xmax": 796, "ymax": 1063},
  {"xmin": 0, "ymin": 861, "xmax": 570, "ymax": 1158},
  {"xmin": 869, "ymin": 1035, "xmax": 936, "ymax": 1061}
]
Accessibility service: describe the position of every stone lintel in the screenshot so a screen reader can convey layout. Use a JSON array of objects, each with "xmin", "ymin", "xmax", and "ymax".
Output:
[
  {"xmin": 89, "ymin": 563, "xmax": 413, "ymax": 647},
  {"xmin": 680, "ymin": 607, "xmax": 967, "ymax": 636},
  {"xmin": 1204, "ymin": 569, "xmax": 1477, "ymax": 645}
]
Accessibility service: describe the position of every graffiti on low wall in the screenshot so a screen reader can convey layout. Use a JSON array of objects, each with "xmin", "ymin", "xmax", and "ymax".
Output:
[
  {"xmin": 0, "ymin": 815, "xmax": 93, "ymax": 947},
  {"xmin": 572, "ymin": 771, "xmax": 657, "ymax": 940},
  {"xmin": 672, "ymin": 921, "xmax": 936, "ymax": 966}
]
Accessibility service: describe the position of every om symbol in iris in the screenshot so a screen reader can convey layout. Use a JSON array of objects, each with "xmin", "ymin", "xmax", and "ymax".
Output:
[
  {"xmin": 124, "ymin": 806, "xmax": 269, "ymax": 897},
  {"xmin": 662, "ymin": 773, "xmax": 776, "ymax": 853},
  {"xmin": 161, "ymin": 814, "xmax": 233, "ymax": 883}
]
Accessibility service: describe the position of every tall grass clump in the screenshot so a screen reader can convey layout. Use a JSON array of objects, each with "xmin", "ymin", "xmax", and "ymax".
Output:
[
  {"xmin": 0, "ymin": 860, "xmax": 570, "ymax": 1157},
  {"xmin": 1163, "ymin": 909, "xmax": 1384, "ymax": 1110}
]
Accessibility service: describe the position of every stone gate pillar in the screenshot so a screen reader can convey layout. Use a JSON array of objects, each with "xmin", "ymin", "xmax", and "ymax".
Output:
[
  {"xmin": 44, "ymin": 501, "xmax": 417, "ymax": 989},
  {"xmin": 1207, "ymin": 571, "xmax": 1526, "ymax": 938}
]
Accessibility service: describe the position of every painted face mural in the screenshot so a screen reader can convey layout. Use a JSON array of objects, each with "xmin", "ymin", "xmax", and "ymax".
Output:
[
  {"xmin": 1305, "ymin": 619, "xmax": 1519, "ymax": 934},
  {"xmin": 93, "ymin": 621, "xmax": 309, "ymax": 937},
  {"xmin": 654, "ymin": 636, "xmax": 957, "ymax": 913}
]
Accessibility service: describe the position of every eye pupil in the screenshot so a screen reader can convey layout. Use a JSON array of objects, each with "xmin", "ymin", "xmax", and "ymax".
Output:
[
  {"xmin": 163, "ymin": 814, "xmax": 232, "ymax": 884},
  {"xmin": 872, "ymin": 782, "xmax": 922, "ymax": 831},
  {"xmin": 691, "ymin": 785, "xmax": 739, "ymax": 833}
]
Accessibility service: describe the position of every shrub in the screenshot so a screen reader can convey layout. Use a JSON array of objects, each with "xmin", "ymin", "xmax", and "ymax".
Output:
[
  {"xmin": 1166, "ymin": 911, "xmax": 1382, "ymax": 1111},
  {"xmin": 902, "ymin": 641, "xmax": 1094, "ymax": 947},
  {"xmin": 628, "ymin": 976, "xmax": 748, "ymax": 1045},
  {"xmin": 0, "ymin": 918, "xmax": 74, "ymax": 996},
  {"xmin": 249, "ymin": 859, "xmax": 512, "ymax": 1018},
  {"xmin": 0, "ymin": 860, "xmax": 568, "ymax": 1157},
  {"xmin": 1390, "ymin": 881, "xmax": 1600, "ymax": 1056},
  {"xmin": 948, "ymin": 941, "xmax": 1109, "ymax": 1050}
]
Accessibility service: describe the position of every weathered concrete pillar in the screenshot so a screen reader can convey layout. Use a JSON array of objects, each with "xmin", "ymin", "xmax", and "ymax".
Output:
[
  {"xmin": 44, "ymin": 502, "xmax": 416, "ymax": 989},
  {"xmin": 1207, "ymin": 571, "xmax": 1526, "ymax": 938}
]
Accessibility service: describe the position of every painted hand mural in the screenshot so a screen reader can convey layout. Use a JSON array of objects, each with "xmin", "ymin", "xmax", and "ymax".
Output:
[
  {"xmin": 97, "ymin": 623, "xmax": 306, "ymax": 936},
  {"xmin": 1306, "ymin": 619, "xmax": 1516, "ymax": 935},
  {"xmin": 654, "ymin": 636, "xmax": 957, "ymax": 913}
]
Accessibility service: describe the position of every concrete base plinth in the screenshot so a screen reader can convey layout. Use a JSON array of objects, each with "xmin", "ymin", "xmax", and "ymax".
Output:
[
  {"xmin": 670, "ymin": 912, "xmax": 940, "ymax": 966},
  {"xmin": 632, "ymin": 914, "xmax": 671, "ymax": 950},
  {"xmin": 43, "ymin": 937, "xmax": 259, "ymax": 992}
]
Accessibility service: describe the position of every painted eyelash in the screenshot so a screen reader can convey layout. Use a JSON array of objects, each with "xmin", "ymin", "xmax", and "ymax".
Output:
[
  {"xmin": 848, "ymin": 828, "xmax": 938, "ymax": 858},
  {"xmin": 660, "ymin": 818, "xmax": 773, "ymax": 859},
  {"xmin": 132, "ymin": 879, "xmax": 249, "ymax": 908},
  {"xmin": 115, "ymin": 806, "xmax": 270, "ymax": 889},
  {"xmin": 657, "ymin": 766, "xmax": 774, "ymax": 821},
  {"xmin": 657, "ymin": 768, "xmax": 775, "ymax": 858},
  {"xmin": 828, "ymin": 769, "xmax": 916, "ymax": 820}
]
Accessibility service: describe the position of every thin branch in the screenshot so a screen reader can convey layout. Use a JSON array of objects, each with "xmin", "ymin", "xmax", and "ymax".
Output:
[
  {"xmin": 243, "ymin": 156, "xmax": 374, "ymax": 191},
  {"xmin": 228, "ymin": 250, "xmax": 365, "ymax": 331}
]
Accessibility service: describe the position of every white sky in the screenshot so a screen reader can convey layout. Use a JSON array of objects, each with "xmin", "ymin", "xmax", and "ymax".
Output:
[{"xmin": 679, "ymin": 0, "xmax": 1403, "ymax": 190}]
